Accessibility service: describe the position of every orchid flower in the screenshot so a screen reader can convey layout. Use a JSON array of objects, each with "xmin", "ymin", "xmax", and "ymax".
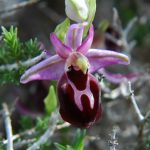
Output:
[{"xmin": 20, "ymin": 23, "xmax": 130, "ymax": 128}]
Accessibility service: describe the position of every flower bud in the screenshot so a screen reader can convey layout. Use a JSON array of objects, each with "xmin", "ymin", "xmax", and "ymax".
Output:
[
  {"xmin": 65, "ymin": 0, "xmax": 88, "ymax": 22},
  {"xmin": 57, "ymin": 66, "xmax": 102, "ymax": 128}
]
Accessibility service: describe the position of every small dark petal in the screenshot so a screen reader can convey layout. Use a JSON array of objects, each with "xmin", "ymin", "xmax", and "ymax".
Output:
[{"xmin": 67, "ymin": 66, "xmax": 88, "ymax": 91}]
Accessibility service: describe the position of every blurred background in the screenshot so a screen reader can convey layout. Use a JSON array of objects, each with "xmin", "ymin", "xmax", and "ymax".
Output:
[{"xmin": 0, "ymin": 0, "xmax": 150, "ymax": 150}]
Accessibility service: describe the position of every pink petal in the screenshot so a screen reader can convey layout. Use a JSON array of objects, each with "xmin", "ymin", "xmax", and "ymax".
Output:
[
  {"xmin": 77, "ymin": 25, "xmax": 94, "ymax": 54},
  {"xmin": 20, "ymin": 55, "xmax": 65, "ymax": 83},
  {"xmin": 50, "ymin": 33, "xmax": 72, "ymax": 58},
  {"xmin": 65, "ymin": 23, "xmax": 86, "ymax": 50},
  {"xmin": 99, "ymin": 69, "xmax": 141, "ymax": 84},
  {"xmin": 86, "ymin": 49, "xmax": 130, "ymax": 73}
]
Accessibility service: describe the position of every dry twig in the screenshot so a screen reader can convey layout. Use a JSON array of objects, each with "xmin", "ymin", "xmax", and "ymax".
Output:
[
  {"xmin": 14, "ymin": 139, "xmax": 36, "ymax": 150},
  {"xmin": 2, "ymin": 103, "xmax": 14, "ymax": 150},
  {"xmin": 2, "ymin": 128, "xmax": 36, "ymax": 145},
  {"xmin": 27, "ymin": 111, "xmax": 59, "ymax": 150},
  {"xmin": 0, "ymin": 0, "xmax": 40, "ymax": 14},
  {"xmin": 128, "ymin": 81, "xmax": 144, "ymax": 122},
  {"xmin": 3, "ymin": 121, "xmax": 70, "ymax": 146},
  {"xmin": 0, "ymin": 51, "xmax": 46, "ymax": 71}
]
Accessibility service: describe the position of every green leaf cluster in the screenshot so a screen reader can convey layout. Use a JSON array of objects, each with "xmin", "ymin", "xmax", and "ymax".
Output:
[
  {"xmin": 19, "ymin": 116, "xmax": 35, "ymax": 130},
  {"xmin": 35, "ymin": 115, "xmax": 50, "ymax": 131},
  {"xmin": 55, "ymin": 129, "xmax": 86, "ymax": 150},
  {"xmin": 0, "ymin": 26, "xmax": 40, "ymax": 85}
]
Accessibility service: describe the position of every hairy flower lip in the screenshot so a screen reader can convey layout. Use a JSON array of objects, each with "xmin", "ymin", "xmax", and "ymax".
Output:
[{"xmin": 57, "ymin": 68, "xmax": 102, "ymax": 128}]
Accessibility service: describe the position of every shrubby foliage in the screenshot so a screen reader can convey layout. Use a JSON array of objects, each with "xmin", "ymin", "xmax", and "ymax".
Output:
[{"xmin": 0, "ymin": 26, "xmax": 40, "ymax": 84}]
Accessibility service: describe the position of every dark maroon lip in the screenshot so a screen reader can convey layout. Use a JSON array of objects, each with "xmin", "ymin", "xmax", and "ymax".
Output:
[
  {"xmin": 57, "ymin": 67, "xmax": 102, "ymax": 128},
  {"xmin": 67, "ymin": 66, "xmax": 88, "ymax": 91}
]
